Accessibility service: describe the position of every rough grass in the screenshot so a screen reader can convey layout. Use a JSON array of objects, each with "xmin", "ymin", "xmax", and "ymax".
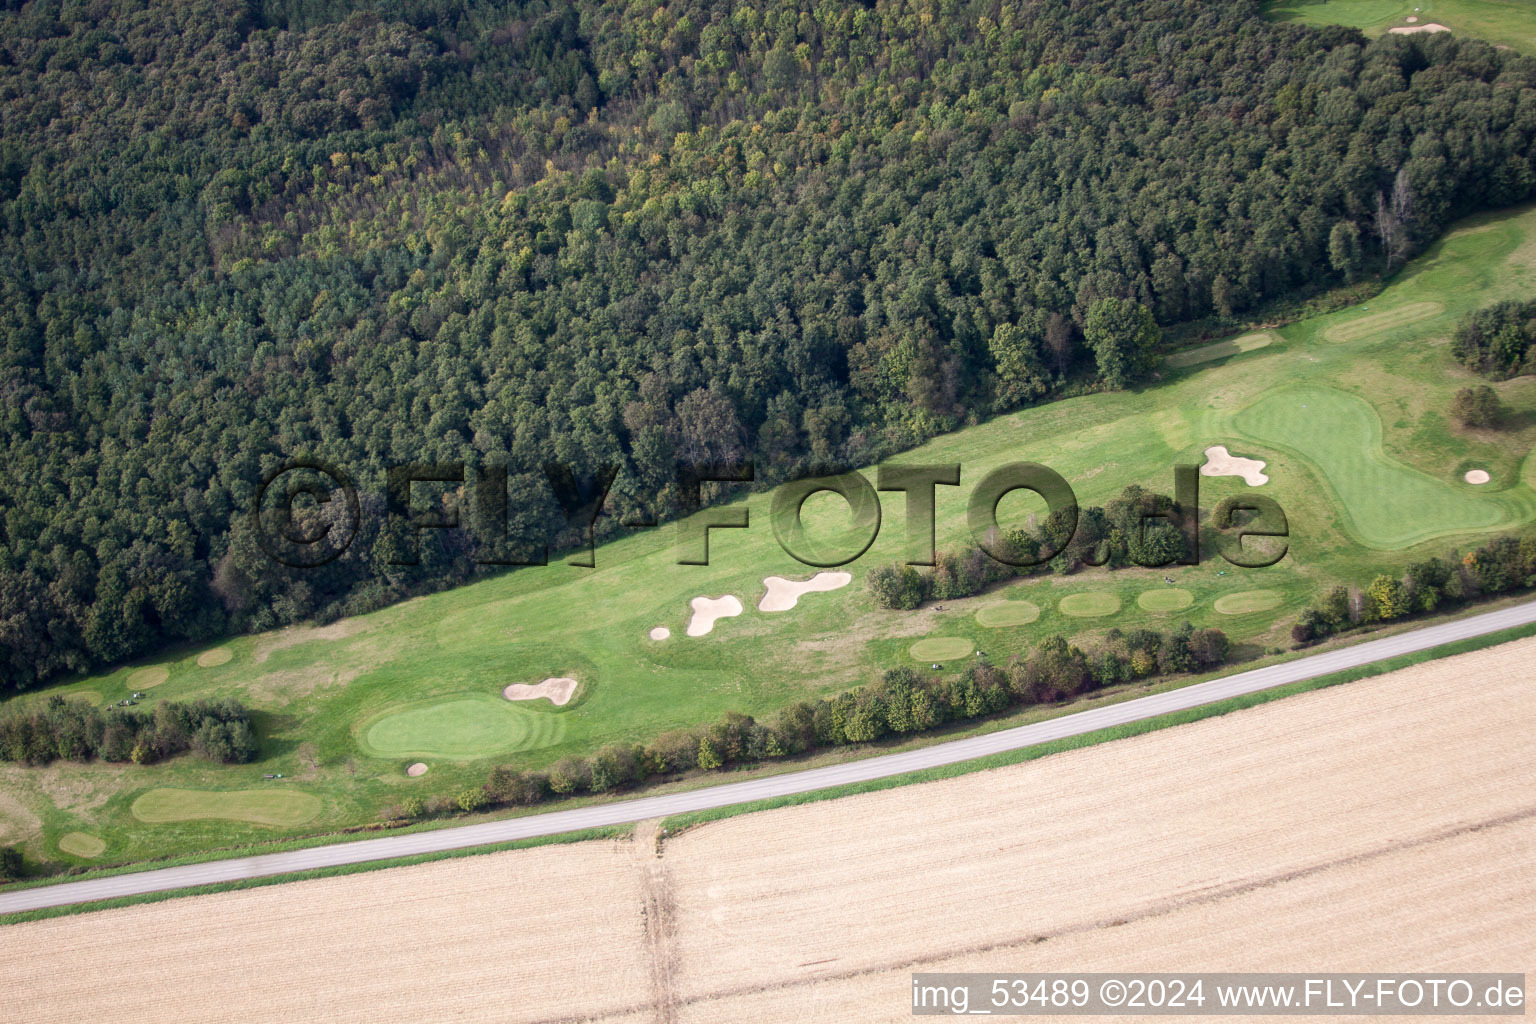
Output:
[
  {"xmin": 359, "ymin": 694, "xmax": 566, "ymax": 760},
  {"xmin": 130, "ymin": 789, "xmax": 322, "ymax": 827},
  {"xmin": 1137, "ymin": 588, "xmax": 1195, "ymax": 613},
  {"xmin": 975, "ymin": 601, "xmax": 1041, "ymax": 627},
  {"xmin": 1214, "ymin": 590, "xmax": 1285, "ymax": 615},
  {"xmin": 1058, "ymin": 592, "xmax": 1123, "ymax": 617},
  {"xmin": 908, "ymin": 637, "xmax": 976, "ymax": 662}
]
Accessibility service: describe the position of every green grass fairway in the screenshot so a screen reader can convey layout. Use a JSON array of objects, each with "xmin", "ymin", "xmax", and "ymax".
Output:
[
  {"xmin": 131, "ymin": 789, "xmax": 322, "ymax": 826},
  {"xmin": 360, "ymin": 695, "xmax": 567, "ymax": 760},
  {"xmin": 1137, "ymin": 588, "xmax": 1195, "ymax": 613},
  {"xmin": 1324, "ymin": 301, "xmax": 1444, "ymax": 343},
  {"xmin": 1166, "ymin": 332, "xmax": 1276, "ymax": 369},
  {"xmin": 1234, "ymin": 386, "xmax": 1514, "ymax": 548},
  {"xmin": 975, "ymin": 601, "xmax": 1042, "ymax": 627},
  {"xmin": 1214, "ymin": 590, "xmax": 1286, "ymax": 615},
  {"xmin": 1059, "ymin": 592, "xmax": 1123, "ymax": 617},
  {"xmin": 909, "ymin": 637, "xmax": 976, "ymax": 662},
  {"xmin": 9, "ymin": 203, "xmax": 1536, "ymax": 872},
  {"xmin": 57, "ymin": 832, "xmax": 105, "ymax": 858},
  {"xmin": 1265, "ymin": 0, "xmax": 1536, "ymax": 53}
]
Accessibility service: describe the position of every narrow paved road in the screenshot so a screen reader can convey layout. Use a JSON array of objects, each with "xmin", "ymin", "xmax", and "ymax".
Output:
[{"xmin": 6, "ymin": 600, "xmax": 1536, "ymax": 916}]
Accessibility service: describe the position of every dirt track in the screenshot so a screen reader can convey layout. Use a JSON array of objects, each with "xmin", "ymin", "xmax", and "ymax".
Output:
[{"xmin": 3, "ymin": 638, "xmax": 1533, "ymax": 1023}]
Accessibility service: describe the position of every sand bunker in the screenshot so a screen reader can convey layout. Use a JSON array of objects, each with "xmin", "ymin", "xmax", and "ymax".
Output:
[
  {"xmin": 686, "ymin": 595, "xmax": 743, "ymax": 636},
  {"xmin": 502, "ymin": 677, "xmax": 579, "ymax": 706},
  {"xmin": 405, "ymin": 762, "xmax": 429, "ymax": 777},
  {"xmin": 1406, "ymin": 15, "xmax": 1418, "ymax": 22},
  {"xmin": 1200, "ymin": 445, "xmax": 1268, "ymax": 486},
  {"xmin": 758, "ymin": 571, "xmax": 853, "ymax": 612},
  {"xmin": 1465, "ymin": 469, "xmax": 1491, "ymax": 485},
  {"xmin": 649, "ymin": 626, "xmax": 671, "ymax": 641},
  {"xmin": 1389, "ymin": 22, "xmax": 1449, "ymax": 34}
]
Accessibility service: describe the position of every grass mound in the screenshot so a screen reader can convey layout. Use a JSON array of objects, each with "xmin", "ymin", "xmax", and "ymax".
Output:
[
  {"xmin": 1214, "ymin": 590, "xmax": 1285, "ymax": 615},
  {"xmin": 1059, "ymin": 592, "xmax": 1122, "ymax": 618},
  {"xmin": 125, "ymin": 666, "xmax": 169, "ymax": 689},
  {"xmin": 130, "ymin": 788, "xmax": 322, "ymax": 826},
  {"xmin": 196, "ymin": 647, "xmax": 233, "ymax": 668},
  {"xmin": 1234, "ymin": 386, "xmax": 1511, "ymax": 548},
  {"xmin": 975, "ymin": 601, "xmax": 1042, "ymax": 627},
  {"xmin": 1165, "ymin": 332, "xmax": 1276, "ymax": 369},
  {"xmin": 360, "ymin": 694, "xmax": 566, "ymax": 760},
  {"xmin": 57, "ymin": 832, "xmax": 105, "ymax": 858},
  {"xmin": 1137, "ymin": 588, "xmax": 1195, "ymax": 613},
  {"xmin": 908, "ymin": 637, "xmax": 976, "ymax": 662}
]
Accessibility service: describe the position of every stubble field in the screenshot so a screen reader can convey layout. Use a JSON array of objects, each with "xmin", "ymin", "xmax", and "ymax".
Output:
[{"xmin": 2, "ymin": 636, "xmax": 1532, "ymax": 1022}]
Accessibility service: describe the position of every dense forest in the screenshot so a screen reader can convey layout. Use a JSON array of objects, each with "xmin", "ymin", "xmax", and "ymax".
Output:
[{"xmin": 6, "ymin": 0, "xmax": 1536, "ymax": 688}]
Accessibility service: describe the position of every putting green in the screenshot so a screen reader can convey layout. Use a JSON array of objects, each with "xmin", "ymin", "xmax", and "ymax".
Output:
[
  {"xmin": 1058, "ymin": 592, "xmax": 1121, "ymax": 617},
  {"xmin": 126, "ymin": 666, "xmax": 169, "ymax": 689},
  {"xmin": 1323, "ymin": 301, "xmax": 1443, "ymax": 343},
  {"xmin": 131, "ymin": 788, "xmax": 322, "ymax": 826},
  {"xmin": 1214, "ymin": 590, "xmax": 1284, "ymax": 615},
  {"xmin": 360, "ymin": 694, "xmax": 566, "ymax": 760},
  {"xmin": 58, "ymin": 832, "xmax": 105, "ymax": 858},
  {"xmin": 1235, "ymin": 386, "xmax": 1512, "ymax": 549},
  {"xmin": 196, "ymin": 647, "xmax": 233, "ymax": 668},
  {"xmin": 1137, "ymin": 588, "xmax": 1194, "ymax": 613},
  {"xmin": 909, "ymin": 637, "xmax": 976, "ymax": 662},
  {"xmin": 975, "ymin": 601, "xmax": 1041, "ymax": 627},
  {"xmin": 1166, "ymin": 332, "xmax": 1275, "ymax": 369}
]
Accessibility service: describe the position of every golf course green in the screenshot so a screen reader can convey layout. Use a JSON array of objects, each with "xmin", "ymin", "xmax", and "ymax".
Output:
[
  {"xmin": 1234, "ymin": 386, "xmax": 1514, "ymax": 549},
  {"xmin": 360, "ymin": 695, "xmax": 567, "ymax": 760}
]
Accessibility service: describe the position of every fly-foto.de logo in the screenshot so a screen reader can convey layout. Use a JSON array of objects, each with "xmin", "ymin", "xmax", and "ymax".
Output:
[{"xmin": 251, "ymin": 459, "xmax": 1289, "ymax": 571}]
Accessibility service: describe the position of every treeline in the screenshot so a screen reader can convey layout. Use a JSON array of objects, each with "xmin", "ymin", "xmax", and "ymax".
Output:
[
  {"xmin": 384, "ymin": 623, "xmax": 1230, "ymax": 820},
  {"xmin": 1292, "ymin": 532, "xmax": 1536, "ymax": 644},
  {"xmin": 8, "ymin": 0, "xmax": 1536, "ymax": 689},
  {"xmin": 0, "ymin": 696, "xmax": 259, "ymax": 766},
  {"xmin": 1452, "ymin": 300, "xmax": 1536, "ymax": 378},
  {"xmin": 867, "ymin": 485, "xmax": 1190, "ymax": 609}
]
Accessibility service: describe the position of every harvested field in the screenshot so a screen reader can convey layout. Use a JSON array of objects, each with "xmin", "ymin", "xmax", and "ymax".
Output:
[{"xmin": 5, "ymin": 637, "xmax": 1534, "ymax": 1023}]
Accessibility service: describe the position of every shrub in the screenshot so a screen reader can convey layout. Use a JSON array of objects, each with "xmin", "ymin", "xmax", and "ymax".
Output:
[{"xmin": 1450, "ymin": 385, "xmax": 1507, "ymax": 428}]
